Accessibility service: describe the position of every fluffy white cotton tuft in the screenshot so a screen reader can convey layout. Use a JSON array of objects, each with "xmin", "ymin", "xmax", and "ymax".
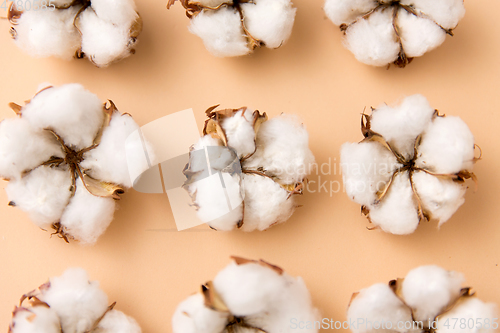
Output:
[
  {"xmin": 347, "ymin": 283, "xmax": 415, "ymax": 333},
  {"xmin": 0, "ymin": 118, "xmax": 63, "ymax": 180},
  {"xmin": 324, "ymin": 0, "xmax": 379, "ymax": 25},
  {"xmin": 416, "ymin": 116, "xmax": 475, "ymax": 174},
  {"xmin": 21, "ymin": 84, "xmax": 104, "ymax": 150},
  {"xmin": 341, "ymin": 140, "xmax": 400, "ymax": 207},
  {"xmin": 6, "ymin": 166, "xmax": 72, "ymax": 229},
  {"xmin": 368, "ymin": 172, "xmax": 420, "ymax": 235},
  {"xmin": 59, "ymin": 178, "xmax": 116, "ymax": 244},
  {"xmin": 400, "ymin": 0, "xmax": 465, "ymax": 30},
  {"xmin": 39, "ymin": 268, "xmax": 109, "ymax": 333},
  {"xmin": 10, "ymin": 306, "xmax": 61, "ymax": 333},
  {"xmin": 402, "ymin": 265, "xmax": 464, "ymax": 323},
  {"xmin": 89, "ymin": 0, "xmax": 138, "ymax": 26},
  {"xmin": 437, "ymin": 298, "xmax": 498, "ymax": 333},
  {"xmin": 221, "ymin": 109, "xmax": 256, "ymax": 158},
  {"xmin": 95, "ymin": 309, "xmax": 142, "ymax": 333},
  {"xmin": 189, "ymin": 7, "xmax": 250, "ymax": 57},
  {"xmin": 241, "ymin": 0, "xmax": 296, "ymax": 49},
  {"xmin": 12, "ymin": 5, "xmax": 82, "ymax": 59}
]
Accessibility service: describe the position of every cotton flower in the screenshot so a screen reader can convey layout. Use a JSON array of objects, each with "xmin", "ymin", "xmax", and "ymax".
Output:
[
  {"xmin": 183, "ymin": 106, "xmax": 314, "ymax": 231},
  {"xmin": 0, "ymin": 83, "xmax": 150, "ymax": 244},
  {"xmin": 8, "ymin": 268, "xmax": 141, "ymax": 333},
  {"xmin": 172, "ymin": 256, "xmax": 320, "ymax": 333},
  {"xmin": 340, "ymin": 95, "xmax": 478, "ymax": 235},
  {"xmin": 347, "ymin": 265, "xmax": 497, "ymax": 333},
  {"xmin": 324, "ymin": 0, "xmax": 465, "ymax": 67},
  {"xmin": 8, "ymin": 0, "xmax": 142, "ymax": 67},
  {"xmin": 167, "ymin": 0, "xmax": 296, "ymax": 57}
]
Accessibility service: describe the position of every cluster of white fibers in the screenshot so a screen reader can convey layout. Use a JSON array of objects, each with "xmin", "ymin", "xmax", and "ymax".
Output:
[
  {"xmin": 0, "ymin": 83, "xmax": 150, "ymax": 244},
  {"xmin": 324, "ymin": 0, "xmax": 465, "ymax": 67},
  {"xmin": 183, "ymin": 107, "xmax": 314, "ymax": 232},
  {"xmin": 172, "ymin": 257, "xmax": 320, "ymax": 333},
  {"xmin": 9, "ymin": 0, "xmax": 141, "ymax": 67},
  {"xmin": 348, "ymin": 266, "xmax": 498, "ymax": 333},
  {"xmin": 9, "ymin": 268, "xmax": 141, "ymax": 333},
  {"xmin": 340, "ymin": 94, "xmax": 476, "ymax": 235},
  {"xmin": 174, "ymin": 0, "xmax": 296, "ymax": 57}
]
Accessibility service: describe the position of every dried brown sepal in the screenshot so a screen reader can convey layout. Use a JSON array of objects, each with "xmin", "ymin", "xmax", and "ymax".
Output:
[
  {"xmin": 252, "ymin": 110, "xmax": 268, "ymax": 134},
  {"xmin": 230, "ymin": 256, "xmax": 284, "ymax": 275},
  {"xmin": 9, "ymin": 103, "xmax": 22, "ymax": 115},
  {"xmin": 8, "ymin": 201, "xmax": 16, "ymax": 206},
  {"xmin": 92, "ymin": 100, "xmax": 116, "ymax": 146},
  {"xmin": 8, "ymin": 1, "xmax": 22, "ymax": 24},
  {"xmin": 473, "ymin": 144, "xmax": 482, "ymax": 163},
  {"xmin": 348, "ymin": 292, "xmax": 359, "ymax": 307},
  {"xmin": 130, "ymin": 13, "xmax": 143, "ymax": 38},
  {"xmin": 80, "ymin": 173, "xmax": 125, "ymax": 200},
  {"xmin": 201, "ymin": 281, "xmax": 230, "ymax": 312},
  {"xmin": 388, "ymin": 278, "xmax": 405, "ymax": 298}
]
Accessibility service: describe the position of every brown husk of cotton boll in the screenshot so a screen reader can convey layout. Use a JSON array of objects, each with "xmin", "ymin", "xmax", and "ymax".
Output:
[
  {"xmin": 167, "ymin": 0, "xmax": 264, "ymax": 50},
  {"xmin": 359, "ymin": 109, "xmax": 480, "ymax": 229}
]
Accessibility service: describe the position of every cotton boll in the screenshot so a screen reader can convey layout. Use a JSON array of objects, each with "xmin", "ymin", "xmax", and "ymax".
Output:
[
  {"xmin": 368, "ymin": 172, "xmax": 420, "ymax": 235},
  {"xmin": 341, "ymin": 141, "xmax": 400, "ymax": 207},
  {"xmin": 370, "ymin": 94, "xmax": 436, "ymax": 159},
  {"xmin": 6, "ymin": 166, "xmax": 72, "ymax": 229},
  {"xmin": 81, "ymin": 113, "xmax": 141, "ymax": 188},
  {"xmin": 240, "ymin": 174, "xmax": 295, "ymax": 232},
  {"xmin": 401, "ymin": 266, "xmax": 464, "ymax": 323},
  {"xmin": 78, "ymin": 9, "xmax": 135, "ymax": 68},
  {"xmin": 213, "ymin": 261, "xmax": 286, "ymax": 317},
  {"xmin": 347, "ymin": 283, "xmax": 415, "ymax": 333},
  {"xmin": 415, "ymin": 116, "xmax": 475, "ymax": 174},
  {"xmin": 398, "ymin": 10, "xmax": 446, "ymax": 58},
  {"xmin": 172, "ymin": 294, "xmax": 228, "ymax": 333},
  {"xmin": 412, "ymin": 171, "xmax": 466, "ymax": 225},
  {"xmin": 90, "ymin": 0, "xmax": 138, "ymax": 26},
  {"xmin": 344, "ymin": 8, "xmax": 400, "ymax": 66},
  {"xmin": 400, "ymin": 0, "xmax": 465, "ymax": 30},
  {"xmin": 95, "ymin": 310, "xmax": 141, "ymax": 333},
  {"xmin": 244, "ymin": 114, "xmax": 314, "ymax": 185},
  {"xmin": 189, "ymin": 7, "xmax": 250, "ymax": 57},
  {"xmin": 39, "ymin": 268, "xmax": 109, "ymax": 333},
  {"xmin": 21, "ymin": 84, "xmax": 104, "ymax": 150},
  {"xmin": 437, "ymin": 298, "xmax": 498, "ymax": 333},
  {"xmin": 241, "ymin": 0, "xmax": 296, "ymax": 49},
  {"xmin": 10, "ymin": 306, "xmax": 61, "ymax": 333},
  {"xmin": 221, "ymin": 109, "xmax": 256, "ymax": 158},
  {"xmin": 12, "ymin": 6, "xmax": 82, "ymax": 59},
  {"xmin": 0, "ymin": 118, "xmax": 63, "ymax": 180},
  {"xmin": 59, "ymin": 178, "xmax": 116, "ymax": 244},
  {"xmin": 324, "ymin": 0, "xmax": 379, "ymax": 25}
]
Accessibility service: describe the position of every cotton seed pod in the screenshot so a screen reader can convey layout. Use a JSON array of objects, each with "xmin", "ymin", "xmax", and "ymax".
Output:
[
  {"xmin": 340, "ymin": 94, "xmax": 479, "ymax": 235},
  {"xmin": 183, "ymin": 106, "xmax": 315, "ymax": 231},
  {"xmin": 0, "ymin": 83, "xmax": 151, "ymax": 244},
  {"xmin": 8, "ymin": 0, "xmax": 143, "ymax": 67},
  {"xmin": 8, "ymin": 268, "xmax": 142, "ymax": 333},
  {"xmin": 167, "ymin": 0, "xmax": 296, "ymax": 57},
  {"xmin": 347, "ymin": 265, "xmax": 497, "ymax": 333},
  {"xmin": 324, "ymin": 0, "xmax": 465, "ymax": 67},
  {"xmin": 172, "ymin": 256, "xmax": 320, "ymax": 333}
]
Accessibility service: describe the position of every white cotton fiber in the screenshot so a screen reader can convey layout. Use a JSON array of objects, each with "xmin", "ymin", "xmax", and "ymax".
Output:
[
  {"xmin": 21, "ymin": 84, "xmax": 104, "ymax": 150},
  {"xmin": 96, "ymin": 310, "xmax": 142, "ymax": 333},
  {"xmin": 370, "ymin": 94, "xmax": 435, "ymax": 159},
  {"xmin": 437, "ymin": 298, "xmax": 498, "ymax": 333},
  {"xmin": 240, "ymin": 174, "xmax": 295, "ymax": 232},
  {"xmin": 90, "ymin": 0, "xmax": 138, "ymax": 26},
  {"xmin": 344, "ymin": 8, "xmax": 401, "ymax": 67},
  {"xmin": 368, "ymin": 172, "xmax": 420, "ymax": 235},
  {"xmin": 400, "ymin": 0, "xmax": 465, "ymax": 30},
  {"xmin": 6, "ymin": 166, "xmax": 72, "ymax": 229},
  {"xmin": 0, "ymin": 118, "xmax": 63, "ymax": 180},
  {"xmin": 59, "ymin": 178, "xmax": 116, "ymax": 244},
  {"xmin": 188, "ymin": 135, "xmax": 224, "ymax": 173},
  {"xmin": 401, "ymin": 265, "xmax": 464, "ymax": 323},
  {"xmin": 412, "ymin": 171, "xmax": 466, "ymax": 226},
  {"xmin": 78, "ymin": 9, "xmax": 134, "ymax": 68},
  {"xmin": 347, "ymin": 283, "xmax": 415, "ymax": 333},
  {"xmin": 10, "ymin": 306, "xmax": 61, "ymax": 333},
  {"xmin": 13, "ymin": 5, "xmax": 82, "ymax": 59},
  {"xmin": 196, "ymin": 0, "xmax": 233, "ymax": 7},
  {"xmin": 81, "ymin": 113, "xmax": 141, "ymax": 188},
  {"xmin": 324, "ymin": 0, "xmax": 379, "ymax": 25},
  {"xmin": 221, "ymin": 109, "xmax": 256, "ymax": 158},
  {"xmin": 39, "ymin": 268, "xmax": 109, "ymax": 333},
  {"xmin": 398, "ymin": 9, "xmax": 446, "ymax": 58},
  {"xmin": 172, "ymin": 293, "xmax": 229, "ymax": 333},
  {"xmin": 244, "ymin": 114, "xmax": 314, "ymax": 185},
  {"xmin": 189, "ymin": 7, "xmax": 251, "ymax": 57},
  {"xmin": 341, "ymin": 141, "xmax": 400, "ymax": 207},
  {"xmin": 242, "ymin": 0, "xmax": 296, "ymax": 49},
  {"xmin": 415, "ymin": 116, "xmax": 475, "ymax": 175}
]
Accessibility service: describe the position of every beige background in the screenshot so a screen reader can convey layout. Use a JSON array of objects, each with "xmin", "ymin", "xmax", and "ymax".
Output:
[{"xmin": 1, "ymin": 0, "xmax": 499, "ymax": 331}]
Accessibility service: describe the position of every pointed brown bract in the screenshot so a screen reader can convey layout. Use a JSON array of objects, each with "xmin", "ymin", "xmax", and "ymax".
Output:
[
  {"xmin": 201, "ymin": 281, "xmax": 230, "ymax": 312},
  {"xmin": 8, "ymin": 2, "xmax": 23, "ymax": 24}
]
